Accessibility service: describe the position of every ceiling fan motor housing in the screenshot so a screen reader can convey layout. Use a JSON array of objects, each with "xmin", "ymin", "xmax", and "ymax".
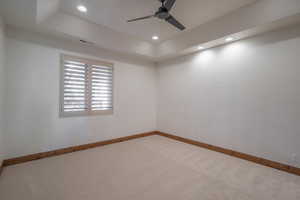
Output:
[{"xmin": 156, "ymin": 7, "xmax": 170, "ymax": 19}]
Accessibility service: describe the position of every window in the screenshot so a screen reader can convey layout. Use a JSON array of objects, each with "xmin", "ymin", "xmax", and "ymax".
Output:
[{"xmin": 60, "ymin": 54, "xmax": 113, "ymax": 117}]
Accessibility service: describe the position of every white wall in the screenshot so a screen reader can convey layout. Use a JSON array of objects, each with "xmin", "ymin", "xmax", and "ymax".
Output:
[
  {"xmin": 157, "ymin": 26, "xmax": 300, "ymax": 167},
  {"xmin": 0, "ymin": 17, "xmax": 6, "ymax": 165},
  {"xmin": 3, "ymin": 24, "xmax": 300, "ymax": 169},
  {"xmin": 3, "ymin": 27, "xmax": 157, "ymax": 159}
]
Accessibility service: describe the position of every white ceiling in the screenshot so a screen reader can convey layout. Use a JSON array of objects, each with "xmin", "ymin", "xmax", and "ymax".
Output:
[
  {"xmin": 1, "ymin": 0, "xmax": 300, "ymax": 62},
  {"xmin": 60, "ymin": 0, "xmax": 258, "ymax": 42}
]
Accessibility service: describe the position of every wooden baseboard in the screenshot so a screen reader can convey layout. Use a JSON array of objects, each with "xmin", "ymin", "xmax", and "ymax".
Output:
[
  {"xmin": 3, "ymin": 131, "xmax": 156, "ymax": 166},
  {"xmin": 3, "ymin": 130, "xmax": 300, "ymax": 176},
  {"xmin": 156, "ymin": 131, "xmax": 300, "ymax": 176},
  {"xmin": 0, "ymin": 161, "xmax": 3, "ymax": 176}
]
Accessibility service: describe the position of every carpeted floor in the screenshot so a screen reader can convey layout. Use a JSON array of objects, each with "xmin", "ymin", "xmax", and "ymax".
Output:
[{"xmin": 1, "ymin": 135, "xmax": 300, "ymax": 200}]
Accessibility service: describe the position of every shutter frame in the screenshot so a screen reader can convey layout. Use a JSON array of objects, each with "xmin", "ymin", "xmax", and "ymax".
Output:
[{"xmin": 60, "ymin": 54, "xmax": 114, "ymax": 117}]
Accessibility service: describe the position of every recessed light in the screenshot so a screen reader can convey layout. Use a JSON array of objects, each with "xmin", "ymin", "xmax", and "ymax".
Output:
[
  {"xmin": 225, "ymin": 37, "xmax": 234, "ymax": 42},
  {"xmin": 152, "ymin": 36, "xmax": 159, "ymax": 40},
  {"xmin": 77, "ymin": 4, "xmax": 87, "ymax": 13},
  {"xmin": 198, "ymin": 46, "xmax": 204, "ymax": 50}
]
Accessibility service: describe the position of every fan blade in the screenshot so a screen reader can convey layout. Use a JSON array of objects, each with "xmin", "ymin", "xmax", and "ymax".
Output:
[
  {"xmin": 165, "ymin": 15, "xmax": 185, "ymax": 30},
  {"xmin": 127, "ymin": 15, "xmax": 154, "ymax": 22},
  {"xmin": 164, "ymin": 0, "xmax": 176, "ymax": 11}
]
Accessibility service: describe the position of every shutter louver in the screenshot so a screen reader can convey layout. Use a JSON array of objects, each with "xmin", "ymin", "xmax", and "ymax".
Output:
[
  {"xmin": 63, "ymin": 60, "xmax": 88, "ymax": 112},
  {"xmin": 91, "ymin": 65, "xmax": 113, "ymax": 111},
  {"xmin": 61, "ymin": 55, "xmax": 113, "ymax": 117}
]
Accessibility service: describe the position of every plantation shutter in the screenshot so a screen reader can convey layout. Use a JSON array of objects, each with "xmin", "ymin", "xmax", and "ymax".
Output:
[{"xmin": 60, "ymin": 55, "xmax": 113, "ymax": 117}]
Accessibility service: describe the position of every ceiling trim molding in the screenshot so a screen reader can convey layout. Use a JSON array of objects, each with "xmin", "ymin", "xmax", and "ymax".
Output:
[
  {"xmin": 6, "ymin": 25, "xmax": 156, "ymax": 66},
  {"xmin": 1, "ymin": 0, "xmax": 300, "ymax": 62},
  {"xmin": 155, "ymin": 0, "xmax": 300, "ymax": 59}
]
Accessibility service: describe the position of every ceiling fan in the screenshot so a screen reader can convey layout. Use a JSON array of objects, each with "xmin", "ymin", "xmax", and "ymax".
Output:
[{"xmin": 127, "ymin": 0, "xmax": 185, "ymax": 31}]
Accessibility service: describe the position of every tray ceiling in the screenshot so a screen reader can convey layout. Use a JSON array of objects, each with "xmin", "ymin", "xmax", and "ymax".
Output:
[
  {"xmin": 2, "ymin": 0, "xmax": 300, "ymax": 62},
  {"xmin": 60, "ymin": 0, "xmax": 257, "ymax": 42}
]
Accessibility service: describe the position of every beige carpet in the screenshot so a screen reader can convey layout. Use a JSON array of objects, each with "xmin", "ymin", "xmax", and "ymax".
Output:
[{"xmin": 1, "ymin": 135, "xmax": 300, "ymax": 200}]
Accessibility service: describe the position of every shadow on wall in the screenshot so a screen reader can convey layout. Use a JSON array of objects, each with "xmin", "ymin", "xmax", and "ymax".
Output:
[
  {"xmin": 5, "ymin": 27, "xmax": 155, "ymax": 67},
  {"xmin": 248, "ymin": 23, "xmax": 300, "ymax": 47},
  {"xmin": 159, "ymin": 24, "xmax": 300, "ymax": 66}
]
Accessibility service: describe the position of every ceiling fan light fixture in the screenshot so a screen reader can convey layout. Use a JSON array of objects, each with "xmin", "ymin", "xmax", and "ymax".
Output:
[
  {"xmin": 152, "ymin": 36, "xmax": 159, "ymax": 40},
  {"xmin": 77, "ymin": 4, "xmax": 87, "ymax": 13}
]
